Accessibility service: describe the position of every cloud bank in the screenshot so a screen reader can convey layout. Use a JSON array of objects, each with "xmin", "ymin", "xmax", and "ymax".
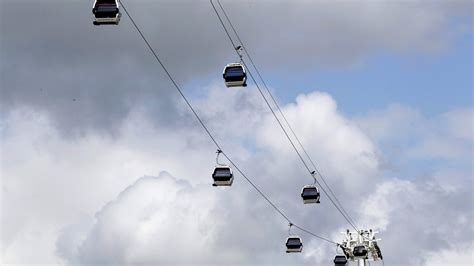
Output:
[{"xmin": 1, "ymin": 86, "xmax": 472, "ymax": 265}]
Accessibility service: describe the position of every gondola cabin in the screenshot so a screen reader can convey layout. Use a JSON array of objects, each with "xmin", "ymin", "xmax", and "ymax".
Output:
[
  {"xmin": 223, "ymin": 63, "xmax": 247, "ymax": 87},
  {"xmin": 334, "ymin": 255, "xmax": 348, "ymax": 266},
  {"xmin": 285, "ymin": 236, "xmax": 303, "ymax": 253},
  {"xmin": 301, "ymin": 185, "xmax": 320, "ymax": 204},
  {"xmin": 92, "ymin": 0, "xmax": 121, "ymax": 25},
  {"xmin": 353, "ymin": 245, "xmax": 368, "ymax": 258},
  {"xmin": 212, "ymin": 166, "xmax": 233, "ymax": 186}
]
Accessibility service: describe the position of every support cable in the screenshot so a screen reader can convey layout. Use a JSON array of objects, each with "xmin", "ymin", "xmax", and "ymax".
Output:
[
  {"xmin": 118, "ymin": 0, "xmax": 337, "ymax": 247},
  {"xmin": 210, "ymin": 0, "xmax": 359, "ymax": 231},
  {"xmin": 216, "ymin": 0, "xmax": 358, "ymax": 228},
  {"xmin": 292, "ymin": 224, "xmax": 338, "ymax": 245}
]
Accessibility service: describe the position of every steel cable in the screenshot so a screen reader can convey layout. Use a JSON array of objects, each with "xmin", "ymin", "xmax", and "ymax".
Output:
[{"xmin": 118, "ymin": 0, "xmax": 338, "ymax": 247}]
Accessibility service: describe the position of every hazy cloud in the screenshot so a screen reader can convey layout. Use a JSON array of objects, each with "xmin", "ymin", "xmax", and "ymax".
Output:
[
  {"xmin": 354, "ymin": 105, "xmax": 473, "ymax": 169},
  {"xmin": 359, "ymin": 176, "xmax": 473, "ymax": 265}
]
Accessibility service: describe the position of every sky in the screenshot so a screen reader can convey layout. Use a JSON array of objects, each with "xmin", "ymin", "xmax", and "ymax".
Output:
[{"xmin": 0, "ymin": 0, "xmax": 473, "ymax": 265}]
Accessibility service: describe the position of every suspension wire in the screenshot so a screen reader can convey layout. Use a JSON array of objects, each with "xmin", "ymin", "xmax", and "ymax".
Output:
[
  {"xmin": 220, "ymin": 151, "xmax": 293, "ymax": 223},
  {"xmin": 118, "ymin": 0, "xmax": 337, "ymax": 247},
  {"xmin": 210, "ymin": 0, "xmax": 359, "ymax": 232},
  {"xmin": 117, "ymin": 1, "xmax": 221, "ymax": 151},
  {"xmin": 215, "ymin": 0, "xmax": 358, "ymax": 229},
  {"xmin": 293, "ymin": 224, "xmax": 338, "ymax": 245}
]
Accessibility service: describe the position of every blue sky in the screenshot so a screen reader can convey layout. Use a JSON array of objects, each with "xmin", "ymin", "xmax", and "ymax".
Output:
[{"xmin": 268, "ymin": 31, "xmax": 473, "ymax": 117}]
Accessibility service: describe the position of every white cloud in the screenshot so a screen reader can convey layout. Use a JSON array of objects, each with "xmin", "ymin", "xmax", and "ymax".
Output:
[
  {"xmin": 358, "ymin": 179, "xmax": 416, "ymax": 231},
  {"xmin": 425, "ymin": 244, "xmax": 474, "ymax": 266},
  {"xmin": 0, "ymin": 88, "xmax": 381, "ymax": 264},
  {"xmin": 355, "ymin": 105, "xmax": 473, "ymax": 164},
  {"xmin": 359, "ymin": 177, "xmax": 473, "ymax": 265},
  {"xmin": 442, "ymin": 108, "xmax": 474, "ymax": 142},
  {"xmin": 1, "ymin": 87, "xmax": 472, "ymax": 265},
  {"xmin": 0, "ymin": 107, "xmax": 215, "ymax": 264},
  {"xmin": 257, "ymin": 91, "xmax": 379, "ymax": 192},
  {"xmin": 353, "ymin": 104, "xmax": 423, "ymax": 142},
  {"xmin": 72, "ymin": 173, "xmax": 228, "ymax": 264}
]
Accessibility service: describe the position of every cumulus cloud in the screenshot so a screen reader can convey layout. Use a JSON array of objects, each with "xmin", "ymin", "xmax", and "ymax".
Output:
[
  {"xmin": 256, "ymin": 92, "xmax": 379, "ymax": 189},
  {"xmin": 353, "ymin": 105, "xmax": 474, "ymax": 265},
  {"xmin": 70, "ymin": 173, "xmax": 224, "ymax": 264},
  {"xmin": 1, "ymin": 88, "xmax": 384, "ymax": 264},
  {"xmin": 0, "ymin": 106, "xmax": 215, "ymax": 264},
  {"xmin": 359, "ymin": 177, "xmax": 473, "ymax": 266},
  {"xmin": 0, "ymin": 80, "xmax": 472, "ymax": 265}
]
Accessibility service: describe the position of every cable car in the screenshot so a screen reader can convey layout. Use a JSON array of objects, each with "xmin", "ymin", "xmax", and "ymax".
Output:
[
  {"xmin": 92, "ymin": 0, "xmax": 121, "ymax": 25},
  {"xmin": 223, "ymin": 63, "xmax": 247, "ymax": 87},
  {"xmin": 334, "ymin": 255, "xmax": 348, "ymax": 265},
  {"xmin": 353, "ymin": 245, "xmax": 368, "ymax": 258},
  {"xmin": 212, "ymin": 166, "xmax": 233, "ymax": 186},
  {"xmin": 301, "ymin": 185, "xmax": 320, "ymax": 204},
  {"xmin": 285, "ymin": 236, "xmax": 303, "ymax": 253}
]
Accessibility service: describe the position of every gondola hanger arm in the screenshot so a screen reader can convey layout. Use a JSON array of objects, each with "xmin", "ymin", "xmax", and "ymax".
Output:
[{"xmin": 216, "ymin": 149, "xmax": 226, "ymax": 166}]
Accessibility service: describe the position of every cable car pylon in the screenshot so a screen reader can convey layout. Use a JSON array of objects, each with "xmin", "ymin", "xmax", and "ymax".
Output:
[{"xmin": 338, "ymin": 229, "xmax": 384, "ymax": 266}]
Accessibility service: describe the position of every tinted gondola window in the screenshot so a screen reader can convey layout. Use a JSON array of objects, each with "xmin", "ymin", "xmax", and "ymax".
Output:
[
  {"xmin": 96, "ymin": 0, "xmax": 117, "ymax": 4},
  {"xmin": 303, "ymin": 188, "xmax": 319, "ymax": 196},
  {"xmin": 225, "ymin": 67, "xmax": 244, "ymax": 77},
  {"xmin": 95, "ymin": 8, "xmax": 118, "ymax": 18},
  {"xmin": 287, "ymin": 238, "xmax": 302, "ymax": 246},
  {"xmin": 214, "ymin": 168, "xmax": 230, "ymax": 175},
  {"xmin": 97, "ymin": 6, "xmax": 117, "ymax": 11},
  {"xmin": 213, "ymin": 168, "xmax": 232, "ymax": 180},
  {"xmin": 334, "ymin": 255, "xmax": 347, "ymax": 264}
]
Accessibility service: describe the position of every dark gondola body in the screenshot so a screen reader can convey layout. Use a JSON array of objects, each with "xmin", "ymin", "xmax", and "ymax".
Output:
[
  {"xmin": 285, "ymin": 236, "xmax": 303, "ymax": 253},
  {"xmin": 92, "ymin": 0, "xmax": 121, "ymax": 25},
  {"xmin": 212, "ymin": 166, "xmax": 233, "ymax": 186},
  {"xmin": 301, "ymin": 185, "xmax": 320, "ymax": 204},
  {"xmin": 334, "ymin": 255, "xmax": 348, "ymax": 265}
]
